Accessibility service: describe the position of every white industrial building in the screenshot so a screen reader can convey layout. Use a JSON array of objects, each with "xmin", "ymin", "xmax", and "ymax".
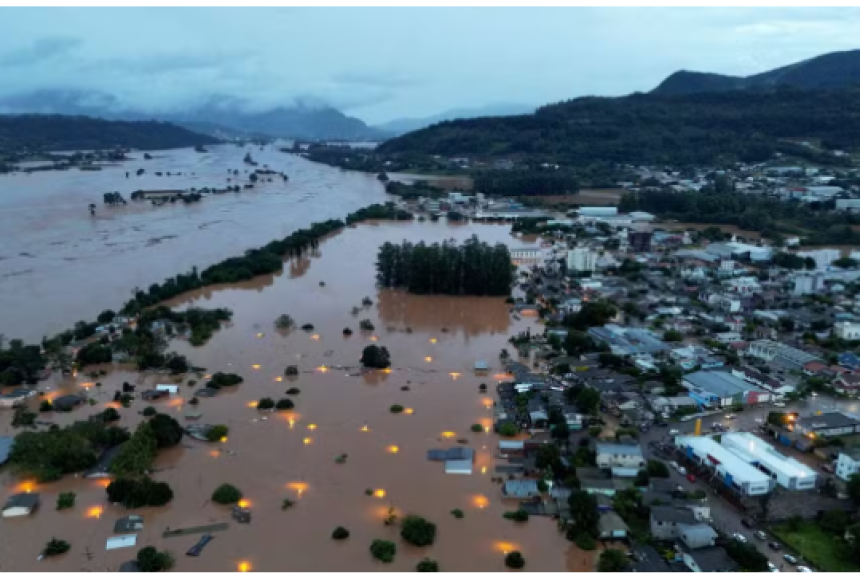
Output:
[
  {"xmin": 578, "ymin": 206, "xmax": 618, "ymax": 217},
  {"xmin": 675, "ymin": 436, "xmax": 774, "ymax": 496},
  {"xmin": 835, "ymin": 450, "xmax": 860, "ymax": 481},
  {"xmin": 834, "ymin": 321, "xmax": 860, "ymax": 341},
  {"xmin": 721, "ymin": 432, "xmax": 818, "ymax": 491},
  {"xmin": 567, "ymin": 247, "xmax": 597, "ymax": 273},
  {"xmin": 796, "ymin": 248, "xmax": 841, "ymax": 267}
]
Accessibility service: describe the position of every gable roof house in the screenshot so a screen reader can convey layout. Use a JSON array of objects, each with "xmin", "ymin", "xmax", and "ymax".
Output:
[{"xmin": 2, "ymin": 493, "xmax": 40, "ymax": 518}]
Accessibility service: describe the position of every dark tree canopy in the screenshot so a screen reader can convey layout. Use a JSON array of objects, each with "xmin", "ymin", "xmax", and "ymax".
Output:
[{"xmin": 361, "ymin": 345, "xmax": 391, "ymax": 369}]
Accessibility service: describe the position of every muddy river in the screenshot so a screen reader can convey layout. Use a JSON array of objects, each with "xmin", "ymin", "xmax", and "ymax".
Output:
[
  {"xmin": 0, "ymin": 144, "xmax": 389, "ymax": 342},
  {"xmin": 0, "ymin": 219, "xmax": 573, "ymax": 572}
]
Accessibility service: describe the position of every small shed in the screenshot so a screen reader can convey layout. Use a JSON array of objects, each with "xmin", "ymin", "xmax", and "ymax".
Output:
[
  {"xmin": 53, "ymin": 395, "xmax": 84, "ymax": 411},
  {"xmin": 2, "ymin": 493, "xmax": 40, "ymax": 518},
  {"xmin": 106, "ymin": 535, "xmax": 138, "ymax": 550},
  {"xmin": 445, "ymin": 459, "xmax": 473, "ymax": 475},
  {"xmin": 114, "ymin": 515, "xmax": 144, "ymax": 533},
  {"xmin": 156, "ymin": 384, "xmax": 179, "ymax": 395},
  {"xmin": 232, "ymin": 505, "xmax": 251, "ymax": 524},
  {"xmin": 474, "ymin": 360, "xmax": 489, "ymax": 374}
]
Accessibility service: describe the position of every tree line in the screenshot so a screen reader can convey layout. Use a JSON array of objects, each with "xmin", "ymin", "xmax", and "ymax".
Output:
[
  {"xmin": 375, "ymin": 236, "xmax": 513, "ymax": 295},
  {"xmin": 472, "ymin": 168, "xmax": 580, "ymax": 196}
]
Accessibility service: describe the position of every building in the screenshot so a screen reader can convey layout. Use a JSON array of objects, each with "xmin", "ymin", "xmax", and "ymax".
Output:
[
  {"xmin": 680, "ymin": 546, "xmax": 738, "ymax": 573},
  {"xmin": 588, "ymin": 325, "xmax": 669, "ymax": 358},
  {"xmin": 598, "ymin": 511, "xmax": 629, "ymax": 540},
  {"xmin": 671, "ymin": 346, "xmax": 724, "ymax": 371},
  {"xmin": 679, "ymin": 523, "xmax": 719, "ymax": 550},
  {"xmin": 675, "ymin": 436, "xmax": 774, "ymax": 496},
  {"xmin": 0, "ymin": 436, "xmax": 12, "ymax": 466},
  {"xmin": 502, "ymin": 479, "xmax": 540, "ymax": 499},
  {"xmin": 650, "ymin": 507, "xmax": 698, "ymax": 541},
  {"xmin": 628, "ymin": 230, "xmax": 653, "ymax": 253},
  {"xmin": 745, "ymin": 340, "xmax": 819, "ymax": 369},
  {"xmin": 567, "ymin": 247, "xmax": 597, "ymax": 273},
  {"xmin": 510, "ymin": 247, "xmax": 543, "ymax": 266},
  {"xmin": 683, "ymin": 370, "xmax": 764, "ymax": 408},
  {"xmin": 0, "ymin": 388, "xmax": 36, "ymax": 408},
  {"xmin": 2, "ymin": 493, "xmax": 40, "ymax": 518},
  {"xmin": 83, "ymin": 445, "xmax": 124, "ymax": 479},
  {"xmin": 721, "ymin": 432, "xmax": 818, "ymax": 491},
  {"xmin": 796, "ymin": 248, "xmax": 841, "ymax": 267},
  {"xmin": 835, "ymin": 199, "xmax": 860, "ymax": 211},
  {"xmin": 834, "ymin": 322, "xmax": 860, "ymax": 341},
  {"xmin": 835, "ymin": 449, "xmax": 860, "ymax": 481},
  {"xmin": 792, "ymin": 272, "xmax": 826, "ymax": 296},
  {"xmin": 795, "ymin": 412, "xmax": 860, "ymax": 438},
  {"xmin": 595, "ymin": 442, "xmax": 645, "ymax": 471},
  {"xmin": 579, "ymin": 207, "xmax": 618, "ymax": 217},
  {"xmin": 731, "ymin": 367, "xmax": 794, "ymax": 395}
]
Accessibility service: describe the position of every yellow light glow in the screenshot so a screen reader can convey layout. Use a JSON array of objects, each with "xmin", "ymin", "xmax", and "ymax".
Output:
[
  {"xmin": 247, "ymin": 400, "xmax": 258, "ymax": 408},
  {"xmin": 494, "ymin": 541, "xmax": 517, "ymax": 554},
  {"xmin": 361, "ymin": 425, "xmax": 369, "ymax": 432},
  {"xmin": 482, "ymin": 398, "xmax": 493, "ymax": 408},
  {"xmin": 425, "ymin": 356, "xmax": 433, "ymax": 363},
  {"xmin": 220, "ymin": 436, "xmax": 228, "ymax": 443},
  {"xmin": 382, "ymin": 368, "xmax": 392, "ymax": 374},
  {"xmin": 288, "ymin": 417, "xmax": 296, "ymax": 429},
  {"xmin": 474, "ymin": 495, "xmax": 489, "ymax": 509},
  {"xmin": 481, "ymin": 466, "xmax": 487, "ymax": 474},
  {"xmin": 484, "ymin": 426, "xmax": 490, "ymax": 433},
  {"xmin": 95, "ymin": 478, "xmax": 111, "ymax": 488},
  {"xmin": 310, "ymin": 334, "xmax": 321, "ymax": 340},
  {"xmin": 303, "ymin": 437, "xmax": 313, "ymax": 445},
  {"xmin": 387, "ymin": 445, "xmax": 399, "ymax": 454},
  {"xmin": 287, "ymin": 482, "xmax": 309, "ymax": 497},
  {"xmin": 238, "ymin": 561, "xmax": 251, "ymax": 572},
  {"xmin": 256, "ymin": 332, "xmax": 264, "ymax": 338},
  {"xmin": 238, "ymin": 499, "xmax": 251, "ymax": 508},
  {"xmin": 374, "ymin": 489, "xmax": 386, "ymax": 498},
  {"xmin": 209, "ymin": 450, "xmax": 221, "ymax": 458},
  {"xmin": 441, "ymin": 431, "xmax": 456, "ymax": 438},
  {"xmin": 450, "ymin": 372, "xmax": 461, "ymax": 380},
  {"xmin": 86, "ymin": 506, "xmax": 103, "ymax": 519},
  {"xmin": 15, "ymin": 481, "xmax": 36, "ymax": 494},
  {"xmin": 430, "ymin": 338, "xmax": 437, "ymax": 344},
  {"xmin": 369, "ymin": 336, "xmax": 378, "ymax": 342},
  {"xmin": 275, "ymin": 376, "xmax": 283, "ymax": 382},
  {"xmin": 168, "ymin": 397, "xmax": 183, "ymax": 407},
  {"xmin": 252, "ymin": 364, "xmax": 261, "ymax": 370},
  {"xmin": 316, "ymin": 366, "xmax": 328, "ymax": 373},
  {"xmin": 307, "ymin": 423, "xmax": 317, "ymax": 430},
  {"xmin": 79, "ymin": 382, "xmax": 94, "ymax": 389},
  {"xmin": 404, "ymin": 408, "xmax": 414, "ymax": 415}
]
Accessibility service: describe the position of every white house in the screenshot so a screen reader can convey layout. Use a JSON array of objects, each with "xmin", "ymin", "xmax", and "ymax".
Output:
[
  {"xmin": 510, "ymin": 247, "xmax": 543, "ymax": 266},
  {"xmin": 567, "ymin": 247, "xmax": 597, "ymax": 273},
  {"xmin": 0, "ymin": 388, "xmax": 36, "ymax": 409},
  {"xmin": 1, "ymin": 493, "xmax": 39, "ymax": 518},
  {"xmin": 834, "ymin": 322, "xmax": 860, "ymax": 341},
  {"xmin": 595, "ymin": 442, "xmax": 645, "ymax": 471},
  {"xmin": 836, "ymin": 450, "xmax": 860, "ymax": 482}
]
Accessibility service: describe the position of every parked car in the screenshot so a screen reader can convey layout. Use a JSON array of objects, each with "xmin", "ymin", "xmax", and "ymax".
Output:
[
  {"xmin": 686, "ymin": 473, "xmax": 696, "ymax": 483},
  {"xmin": 724, "ymin": 413, "xmax": 736, "ymax": 420},
  {"xmin": 670, "ymin": 461, "xmax": 680, "ymax": 471},
  {"xmin": 733, "ymin": 533, "xmax": 747, "ymax": 543},
  {"xmin": 655, "ymin": 420, "xmax": 668, "ymax": 427},
  {"xmin": 755, "ymin": 531, "xmax": 767, "ymax": 540},
  {"xmin": 784, "ymin": 554, "xmax": 798, "ymax": 565},
  {"xmin": 768, "ymin": 562, "xmax": 779, "ymax": 572},
  {"xmin": 678, "ymin": 466, "xmax": 687, "ymax": 475},
  {"xmin": 797, "ymin": 566, "xmax": 812, "ymax": 572},
  {"xmin": 754, "ymin": 418, "xmax": 763, "ymax": 424},
  {"xmin": 774, "ymin": 401, "xmax": 786, "ymax": 407},
  {"xmin": 669, "ymin": 429, "xmax": 680, "ymax": 436},
  {"xmin": 820, "ymin": 463, "xmax": 834, "ymax": 474},
  {"xmin": 768, "ymin": 541, "xmax": 782, "ymax": 551},
  {"xmin": 741, "ymin": 518, "xmax": 755, "ymax": 529}
]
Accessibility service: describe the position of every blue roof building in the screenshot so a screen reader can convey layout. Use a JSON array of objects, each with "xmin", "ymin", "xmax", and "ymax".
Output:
[{"xmin": 588, "ymin": 325, "xmax": 669, "ymax": 357}]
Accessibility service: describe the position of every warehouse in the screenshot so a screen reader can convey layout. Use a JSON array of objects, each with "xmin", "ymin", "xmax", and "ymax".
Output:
[
  {"xmin": 721, "ymin": 432, "xmax": 818, "ymax": 491},
  {"xmin": 683, "ymin": 370, "xmax": 765, "ymax": 408},
  {"xmin": 675, "ymin": 435, "xmax": 774, "ymax": 496}
]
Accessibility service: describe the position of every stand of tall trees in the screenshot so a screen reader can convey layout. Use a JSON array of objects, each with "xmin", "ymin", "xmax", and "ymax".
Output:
[
  {"xmin": 376, "ymin": 236, "xmax": 513, "ymax": 295},
  {"xmin": 473, "ymin": 169, "xmax": 580, "ymax": 197}
]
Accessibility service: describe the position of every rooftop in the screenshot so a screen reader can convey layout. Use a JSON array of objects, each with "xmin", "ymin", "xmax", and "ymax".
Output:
[
  {"xmin": 595, "ymin": 442, "xmax": 644, "ymax": 458},
  {"xmin": 799, "ymin": 412, "xmax": 860, "ymax": 431},
  {"xmin": 722, "ymin": 432, "xmax": 816, "ymax": 480},
  {"xmin": 675, "ymin": 436, "xmax": 772, "ymax": 485},
  {"xmin": 684, "ymin": 370, "xmax": 758, "ymax": 398},
  {"xmin": 0, "ymin": 436, "xmax": 13, "ymax": 466},
  {"xmin": 651, "ymin": 506, "xmax": 697, "ymax": 525}
]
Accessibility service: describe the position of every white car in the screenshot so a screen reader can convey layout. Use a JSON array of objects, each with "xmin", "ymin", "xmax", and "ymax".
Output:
[
  {"xmin": 678, "ymin": 466, "xmax": 687, "ymax": 475},
  {"xmin": 774, "ymin": 401, "xmax": 786, "ymax": 407},
  {"xmin": 669, "ymin": 429, "xmax": 680, "ymax": 436},
  {"xmin": 797, "ymin": 566, "xmax": 812, "ymax": 572},
  {"xmin": 755, "ymin": 418, "xmax": 763, "ymax": 424},
  {"xmin": 670, "ymin": 461, "xmax": 680, "ymax": 471},
  {"xmin": 733, "ymin": 533, "xmax": 747, "ymax": 543},
  {"xmin": 725, "ymin": 413, "xmax": 736, "ymax": 420},
  {"xmin": 784, "ymin": 554, "xmax": 798, "ymax": 565},
  {"xmin": 768, "ymin": 562, "xmax": 779, "ymax": 572}
]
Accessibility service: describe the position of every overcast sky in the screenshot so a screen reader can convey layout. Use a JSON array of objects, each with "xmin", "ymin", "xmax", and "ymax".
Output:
[{"xmin": 1, "ymin": 7, "xmax": 859, "ymax": 124}]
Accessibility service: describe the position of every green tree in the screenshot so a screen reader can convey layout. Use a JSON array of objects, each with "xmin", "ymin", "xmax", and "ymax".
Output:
[
  {"xmin": 567, "ymin": 490, "xmax": 599, "ymax": 537},
  {"xmin": 400, "ymin": 515, "xmax": 437, "ymax": 546},
  {"xmin": 724, "ymin": 541, "xmax": 768, "ymax": 572},
  {"xmin": 332, "ymin": 526, "xmax": 350, "ymax": 540},
  {"xmin": 498, "ymin": 422, "xmax": 518, "ymax": 437},
  {"xmin": 361, "ymin": 345, "xmax": 391, "ymax": 369},
  {"xmin": 663, "ymin": 329, "xmax": 683, "ymax": 342},
  {"xmin": 110, "ymin": 423, "xmax": 157, "ymax": 477},
  {"xmin": 505, "ymin": 551, "xmax": 526, "ymax": 569},
  {"xmin": 416, "ymin": 558, "xmax": 439, "ymax": 572},
  {"xmin": 146, "ymin": 413, "xmax": 183, "ymax": 448},
  {"xmin": 370, "ymin": 539, "xmax": 397, "ymax": 563},
  {"xmin": 848, "ymin": 474, "xmax": 860, "ymax": 506},
  {"xmin": 646, "ymin": 460, "xmax": 670, "ymax": 478},
  {"xmin": 212, "ymin": 483, "xmax": 243, "ymax": 505},
  {"xmin": 43, "ymin": 538, "xmax": 71, "ymax": 557},
  {"xmin": 137, "ymin": 546, "xmax": 174, "ymax": 572},
  {"xmin": 56, "ymin": 492, "xmax": 76, "ymax": 510},
  {"xmin": 597, "ymin": 549, "xmax": 630, "ymax": 572}
]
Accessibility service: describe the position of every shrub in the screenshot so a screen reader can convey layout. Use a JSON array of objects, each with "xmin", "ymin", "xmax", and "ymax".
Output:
[
  {"xmin": 362, "ymin": 297, "xmax": 373, "ymax": 306},
  {"xmin": 479, "ymin": 383, "xmax": 487, "ymax": 390},
  {"xmin": 416, "ymin": 558, "xmax": 439, "ymax": 572},
  {"xmin": 503, "ymin": 509, "xmax": 529, "ymax": 522},
  {"xmin": 451, "ymin": 508, "xmax": 464, "ymax": 519},
  {"xmin": 390, "ymin": 404, "xmax": 404, "ymax": 413},
  {"xmin": 43, "ymin": 538, "xmax": 71, "ymax": 556},
  {"xmin": 588, "ymin": 426, "xmax": 603, "ymax": 438},
  {"xmin": 575, "ymin": 533, "xmax": 596, "ymax": 551},
  {"xmin": 343, "ymin": 328, "xmax": 353, "ymax": 336},
  {"xmin": 286, "ymin": 387, "xmax": 301, "ymax": 395},
  {"xmin": 361, "ymin": 345, "xmax": 391, "ymax": 369},
  {"xmin": 370, "ymin": 539, "xmax": 397, "ymax": 563},
  {"xmin": 332, "ymin": 526, "xmax": 350, "ymax": 540},
  {"xmin": 142, "ymin": 406, "xmax": 157, "ymax": 417},
  {"xmin": 137, "ymin": 546, "xmax": 174, "ymax": 572},
  {"xmin": 365, "ymin": 489, "xmax": 374, "ymax": 496},
  {"xmin": 401, "ymin": 385, "xmax": 410, "ymax": 391},
  {"xmin": 205, "ymin": 425, "xmax": 228, "ymax": 442},
  {"xmin": 275, "ymin": 398, "xmax": 295, "ymax": 410},
  {"xmin": 470, "ymin": 423, "xmax": 483, "ymax": 432},
  {"xmin": 106, "ymin": 477, "xmax": 173, "ymax": 508},
  {"xmin": 282, "ymin": 498, "xmax": 295, "ymax": 510},
  {"xmin": 335, "ymin": 454, "xmax": 348, "ymax": 463},
  {"xmin": 301, "ymin": 323, "xmax": 314, "ymax": 331},
  {"xmin": 505, "ymin": 551, "xmax": 525, "ymax": 569},
  {"xmin": 285, "ymin": 365, "xmax": 299, "ymax": 376},
  {"xmin": 212, "ymin": 484, "xmax": 243, "ymax": 505},
  {"xmin": 100, "ymin": 407, "xmax": 121, "ymax": 423},
  {"xmin": 56, "ymin": 492, "xmax": 76, "ymax": 510},
  {"xmin": 257, "ymin": 397, "xmax": 275, "ymax": 410},
  {"xmin": 359, "ymin": 319, "xmax": 375, "ymax": 331},
  {"xmin": 537, "ymin": 479, "xmax": 549, "ymax": 493},
  {"xmin": 39, "ymin": 400, "xmax": 53, "ymax": 412},
  {"xmin": 187, "ymin": 380, "xmax": 197, "ymax": 387},
  {"xmin": 274, "ymin": 314, "xmax": 294, "ymax": 329},
  {"xmin": 400, "ymin": 515, "xmax": 437, "ymax": 546},
  {"xmin": 211, "ymin": 372, "xmax": 243, "ymax": 386},
  {"xmin": 188, "ymin": 397, "xmax": 199, "ymax": 405}
]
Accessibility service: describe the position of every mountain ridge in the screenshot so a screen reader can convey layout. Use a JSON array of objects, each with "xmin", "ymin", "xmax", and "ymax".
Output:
[{"xmin": 375, "ymin": 103, "xmax": 535, "ymax": 135}]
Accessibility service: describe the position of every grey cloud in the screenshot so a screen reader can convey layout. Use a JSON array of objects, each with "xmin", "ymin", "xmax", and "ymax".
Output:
[
  {"xmin": 331, "ymin": 72, "xmax": 417, "ymax": 90},
  {"xmin": 0, "ymin": 36, "xmax": 82, "ymax": 66}
]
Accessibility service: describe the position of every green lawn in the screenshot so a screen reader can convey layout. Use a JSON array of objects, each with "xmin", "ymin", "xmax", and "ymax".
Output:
[{"xmin": 771, "ymin": 522, "xmax": 860, "ymax": 572}]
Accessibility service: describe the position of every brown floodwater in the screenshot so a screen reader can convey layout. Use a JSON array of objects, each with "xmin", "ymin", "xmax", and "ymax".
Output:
[
  {"xmin": 0, "ymin": 143, "xmax": 389, "ymax": 342},
  {"xmin": 0, "ymin": 220, "xmax": 571, "ymax": 572}
]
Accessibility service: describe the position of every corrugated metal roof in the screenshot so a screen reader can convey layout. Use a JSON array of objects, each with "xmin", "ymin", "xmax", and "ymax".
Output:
[
  {"xmin": 106, "ymin": 535, "xmax": 138, "ymax": 550},
  {"xmin": 445, "ymin": 459, "xmax": 472, "ymax": 474},
  {"xmin": 0, "ymin": 437, "xmax": 14, "ymax": 466}
]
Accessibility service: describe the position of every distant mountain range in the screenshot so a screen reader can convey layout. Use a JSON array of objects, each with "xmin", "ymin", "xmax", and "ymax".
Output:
[
  {"xmin": 0, "ymin": 114, "xmax": 215, "ymax": 153},
  {"xmin": 652, "ymin": 49, "xmax": 860, "ymax": 94},
  {"xmin": 0, "ymin": 90, "xmax": 387, "ymax": 141},
  {"xmin": 374, "ymin": 103, "xmax": 535, "ymax": 135}
]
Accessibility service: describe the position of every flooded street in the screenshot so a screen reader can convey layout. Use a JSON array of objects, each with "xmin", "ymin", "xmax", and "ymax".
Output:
[
  {"xmin": 0, "ymin": 144, "xmax": 389, "ymax": 342},
  {"xmin": 0, "ymin": 220, "xmax": 571, "ymax": 572}
]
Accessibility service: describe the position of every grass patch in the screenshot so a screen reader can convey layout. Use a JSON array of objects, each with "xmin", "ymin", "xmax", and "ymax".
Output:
[{"xmin": 771, "ymin": 521, "xmax": 860, "ymax": 572}]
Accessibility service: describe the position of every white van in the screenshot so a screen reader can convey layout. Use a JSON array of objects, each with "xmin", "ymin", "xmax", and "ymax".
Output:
[{"xmin": 669, "ymin": 429, "xmax": 680, "ymax": 436}]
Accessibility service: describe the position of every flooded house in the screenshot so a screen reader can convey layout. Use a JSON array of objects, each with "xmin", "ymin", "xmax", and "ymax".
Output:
[{"xmin": 2, "ymin": 493, "xmax": 39, "ymax": 518}]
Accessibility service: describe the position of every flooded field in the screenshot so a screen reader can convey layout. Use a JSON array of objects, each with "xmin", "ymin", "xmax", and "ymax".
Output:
[
  {"xmin": 0, "ymin": 144, "xmax": 389, "ymax": 342},
  {"xmin": 0, "ymin": 220, "xmax": 572, "ymax": 572}
]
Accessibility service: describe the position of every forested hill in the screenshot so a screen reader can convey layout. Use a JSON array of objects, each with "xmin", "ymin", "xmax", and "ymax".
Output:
[
  {"xmin": 0, "ymin": 115, "xmax": 218, "ymax": 153},
  {"xmin": 653, "ymin": 49, "xmax": 860, "ymax": 95},
  {"xmin": 376, "ymin": 88, "xmax": 860, "ymax": 166}
]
